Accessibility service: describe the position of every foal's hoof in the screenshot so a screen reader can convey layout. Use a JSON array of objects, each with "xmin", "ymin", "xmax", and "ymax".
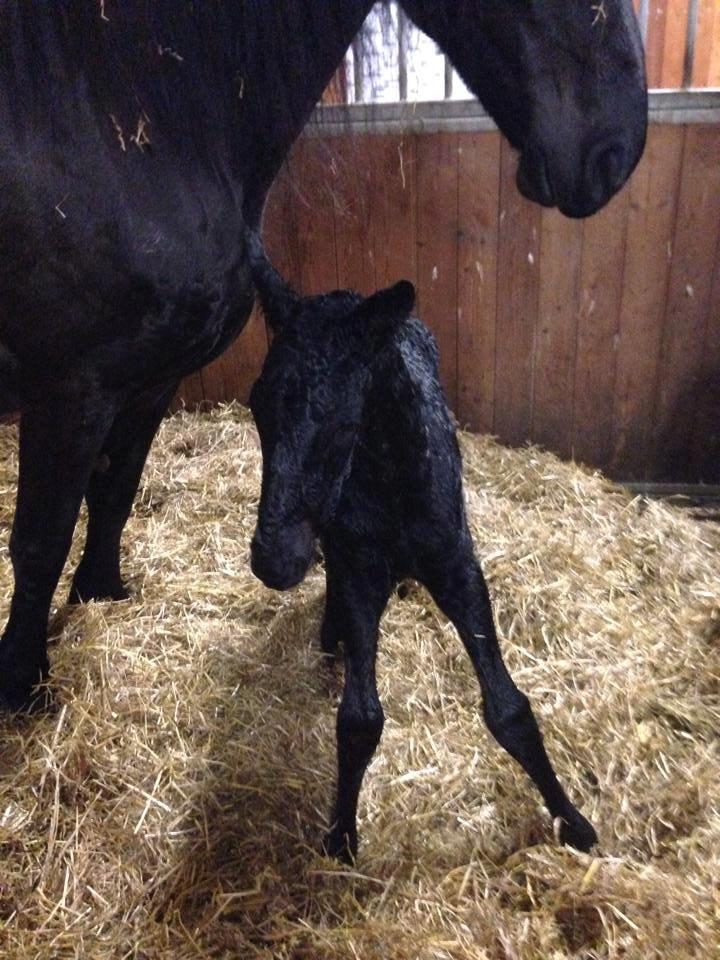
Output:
[
  {"xmin": 557, "ymin": 812, "xmax": 598, "ymax": 853},
  {"xmin": 323, "ymin": 824, "xmax": 358, "ymax": 864},
  {"xmin": 0, "ymin": 658, "xmax": 52, "ymax": 715}
]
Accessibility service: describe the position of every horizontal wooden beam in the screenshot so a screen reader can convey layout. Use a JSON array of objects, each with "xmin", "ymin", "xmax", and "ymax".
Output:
[
  {"xmin": 306, "ymin": 89, "xmax": 720, "ymax": 137},
  {"xmin": 623, "ymin": 482, "xmax": 720, "ymax": 502}
]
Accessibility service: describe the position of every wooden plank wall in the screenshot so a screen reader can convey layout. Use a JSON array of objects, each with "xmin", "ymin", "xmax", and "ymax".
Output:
[
  {"xmin": 177, "ymin": 122, "xmax": 720, "ymax": 483},
  {"xmin": 643, "ymin": 0, "xmax": 720, "ymax": 87}
]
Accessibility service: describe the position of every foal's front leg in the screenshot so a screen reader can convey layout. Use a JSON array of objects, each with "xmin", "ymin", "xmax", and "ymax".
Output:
[
  {"xmin": 425, "ymin": 543, "xmax": 598, "ymax": 852},
  {"xmin": 0, "ymin": 382, "xmax": 117, "ymax": 711},
  {"xmin": 323, "ymin": 561, "xmax": 391, "ymax": 862}
]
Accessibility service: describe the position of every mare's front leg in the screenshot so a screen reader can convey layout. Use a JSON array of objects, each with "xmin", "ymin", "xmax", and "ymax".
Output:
[
  {"xmin": 424, "ymin": 542, "xmax": 598, "ymax": 852},
  {"xmin": 69, "ymin": 379, "xmax": 179, "ymax": 604},
  {"xmin": 324, "ymin": 558, "xmax": 392, "ymax": 863},
  {"xmin": 0, "ymin": 382, "xmax": 117, "ymax": 711}
]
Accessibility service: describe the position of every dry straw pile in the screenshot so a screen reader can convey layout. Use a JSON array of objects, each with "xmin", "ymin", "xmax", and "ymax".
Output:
[{"xmin": 0, "ymin": 405, "xmax": 718, "ymax": 959}]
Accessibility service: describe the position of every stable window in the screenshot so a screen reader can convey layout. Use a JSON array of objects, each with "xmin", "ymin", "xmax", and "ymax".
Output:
[{"xmin": 325, "ymin": 0, "xmax": 719, "ymax": 112}]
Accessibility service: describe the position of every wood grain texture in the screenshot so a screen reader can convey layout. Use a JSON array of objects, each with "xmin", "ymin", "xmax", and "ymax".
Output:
[
  {"xmin": 456, "ymin": 131, "xmax": 500, "ymax": 433},
  {"xmin": 370, "ymin": 134, "xmax": 418, "ymax": 291},
  {"xmin": 173, "ymin": 371, "xmax": 206, "ymax": 412},
  {"xmin": 653, "ymin": 125, "xmax": 720, "ymax": 479},
  {"xmin": 264, "ymin": 160, "xmax": 304, "ymax": 290},
  {"xmin": 660, "ymin": 0, "xmax": 690, "ymax": 88},
  {"xmin": 693, "ymin": 0, "xmax": 717, "ymax": 86},
  {"xmin": 197, "ymin": 308, "xmax": 269, "ymax": 407},
  {"xmin": 691, "ymin": 222, "xmax": 720, "ymax": 482},
  {"xmin": 288, "ymin": 137, "xmax": 340, "ymax": 295},
  {"xmin": 532, "ymin": 209, "xmax": 584, "ymax": 459},
  {"xmin": 645, "ymin": 0, "xmax": 670, "ymax": 88},
  {"xmin": 494, "ymin": 138, "xmax": 541, "ymax": 446},
  {"xmin": 610, "ymin": 124, "xmax": 685, "ymax": 480},
  {"xmin": 572, "ymin": 190, "xmax": 630, "ymax": 469},
  {"xmin": 416, "ymin": 132, "xmax": 459, "ymax": 410},
  {"xmin": 711, "ymin": 0, "xmax": 720, "ymax": 84},
  {"xmin": 331, "ymin": 136, "xmax": 375, "ymax": 295}
]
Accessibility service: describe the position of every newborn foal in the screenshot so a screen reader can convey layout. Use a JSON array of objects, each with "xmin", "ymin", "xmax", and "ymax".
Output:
[{"xmin": 246, "ymin": 234, "xmax": 598, "ymax": 862}]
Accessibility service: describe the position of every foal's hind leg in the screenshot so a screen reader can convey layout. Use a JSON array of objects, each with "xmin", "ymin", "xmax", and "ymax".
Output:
[
  {"xmin": 0, "ymin": 382, "xmax": 118, "ymax": 711},
  {"xmin": 69, "ymin": 380, "xmax": 179, "ymax": 604},
  {"xmin": 424, "ymin": 544, "xmax": 598, "ymax": 852}
]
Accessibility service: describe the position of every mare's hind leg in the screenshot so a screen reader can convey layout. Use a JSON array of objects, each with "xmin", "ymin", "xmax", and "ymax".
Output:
[
  {"xmin": 69, "ymin": 380, "xmax": 179, "ymax": 604},
  {"xmin": 0, "ymin": 382, "xmax": 118, "ymax": 711},
  {"xmin": 423, "ymin": 543, "xmax": 598, "ymax": 852}
]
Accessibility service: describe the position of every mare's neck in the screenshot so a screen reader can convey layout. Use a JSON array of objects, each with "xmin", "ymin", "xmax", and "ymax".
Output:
[{"xmin": 241, "ymin": 0, "xmax": 371, "ymax": 222}]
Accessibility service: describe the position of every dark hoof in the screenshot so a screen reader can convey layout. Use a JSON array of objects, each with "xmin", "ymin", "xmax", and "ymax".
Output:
[
  {"xmin": 558, "ymin": 812, "xmax": 598, "ymax": 852},
  {"xmin": 320, "ymin": 632, "xmax": 339, "ymax": 658},
  {"xmin": 323, "ymin": 824, "xmax": 357, "ymax": 864},
  {"xmin": 68, "ymin": 577, "xmax": 130, "ymax": 605},
  {"xmin": 0, "ymin": 658, "xmax": 52, "ymax": 714},
  {"xmin": 320, "ymin": 643, "xmax": 338, "ymax": 666}
]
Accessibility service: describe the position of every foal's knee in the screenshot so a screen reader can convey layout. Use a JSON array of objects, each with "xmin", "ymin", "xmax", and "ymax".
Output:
[
  {"xmin": 8, "ymin": 535, "xmax": 54, "ymax": 595},
  {"xmin": 337, "ymin": 700, "xmax": 385, "ymax": 758},
  {"xmin": 483, "ymin": 691, "xmax": 539, "ymax": 750}
]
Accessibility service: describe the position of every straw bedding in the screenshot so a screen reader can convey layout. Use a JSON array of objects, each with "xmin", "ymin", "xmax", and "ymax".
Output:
[{"xmin": 0, "ymin": 404, "xmax": 718, "ymax": 959}]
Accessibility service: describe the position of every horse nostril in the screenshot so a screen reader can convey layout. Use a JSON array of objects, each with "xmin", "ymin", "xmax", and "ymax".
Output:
[
  {"xmin": 517, "ymin": 145, "xmax": 555, "ymax": 208},
  {"xmin": 586, "ymin": 140, "xmax": 626, "ymax": 200}
]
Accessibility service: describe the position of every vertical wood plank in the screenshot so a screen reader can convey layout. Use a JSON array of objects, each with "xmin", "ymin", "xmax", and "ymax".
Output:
[
  {"xmin": 263, "ymin": 159, "xmax": 304, "ymax": 290},
  {"xmin": 691, "ymin": 227, "xmax": 720, "ymax": 482},
  {"xmin": 652, "ymin": 125, "xmax": 720, "ymax": 479},
  {"xmin": 572, "ymin": 190, "xmax": 630, "ymax": 468},
  {"xmin": 416, "ymin": 133, "xmax": 459, "ymax": 410},
  {"xmin": 660, "ymin": 0, "xmax": 689, "ymax": 88},
  {"xmin": 173, "ymin": 371, "xmax": 206, "ymax": 412},
  {"xmin": 532, "ymin": 209, "xmax": 584, "ymax": 459},
  {"xmin": 494, "ymin": 139, "xmax": 541, "ymax": 446},
  {"xmin": 710, "ymin": 0, "xmax": 720, "ymax": 84},
  {"xmin": 199, "ymin": 309, "xmax": 269, "ymax": 405},
  {"xmin": 692, "ymin": 0, "xmax": 717, "ymax": 86},
  {"xmin": 456, "ymin": 131, "xmax": 500, "ymax": 433},
  {"xmin": 645, "ymin": 1, "xmax": 669, "ymax": 87},
  {"xmin": 290, "ymin": 138, "xmax": 339, "ymax": 294},
  {"xmin": 321, "ymin": 67, "xmax": 348, "ymax": 105},
  {"xmin": 331, "ymin": 136, "xmax": 376, "ymax": 295},
  {"xmin": 371, "ymin": 134, "xmax": 418, "ymax": 291},
  {"xmin": 610, "ymin": 124, "xmax": 685, "ymax": 480}
]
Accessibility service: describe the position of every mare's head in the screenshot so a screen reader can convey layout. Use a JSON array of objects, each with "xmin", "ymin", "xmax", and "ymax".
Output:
[
  {"xmin": 247, "ymin": 234, "xmax": 415, "ymax": 590},
  {"xmin": 400, "ymin": 0, "xmax": 647, "ymax": 217}
]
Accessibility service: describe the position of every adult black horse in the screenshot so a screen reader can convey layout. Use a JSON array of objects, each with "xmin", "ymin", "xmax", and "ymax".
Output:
[{"xmin": 0, "ymin": 1, "xmax": 647, "ymax": 711}]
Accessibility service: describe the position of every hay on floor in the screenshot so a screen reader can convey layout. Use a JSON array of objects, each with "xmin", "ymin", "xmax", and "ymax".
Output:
[{"xmin": 0, "ymin": 404, "xmax": 718, "ymax": 959}]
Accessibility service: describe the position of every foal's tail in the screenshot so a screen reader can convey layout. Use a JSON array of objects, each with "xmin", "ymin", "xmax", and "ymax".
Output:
[{"xmin": 244, "ymin": 229, "xmax": 299, "ymax": 332}]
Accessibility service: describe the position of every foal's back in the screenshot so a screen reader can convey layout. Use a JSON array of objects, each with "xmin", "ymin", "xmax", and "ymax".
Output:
[{"xmin": 331, "ymin": 317, "xmax": 467, "ymax": 572}]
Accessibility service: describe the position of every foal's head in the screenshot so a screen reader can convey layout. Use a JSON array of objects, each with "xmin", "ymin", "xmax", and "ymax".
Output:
[{"xmin": 247, "ymin": 234, "xmax": 415, "ymax": 589}]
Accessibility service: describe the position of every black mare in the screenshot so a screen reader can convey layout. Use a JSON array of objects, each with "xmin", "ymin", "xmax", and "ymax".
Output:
[{"xmin": 0, "ymin": 1, "xmax": 647, "ymax": 710}]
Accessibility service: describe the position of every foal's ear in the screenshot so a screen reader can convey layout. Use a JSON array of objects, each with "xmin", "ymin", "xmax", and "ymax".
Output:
[{"xmin": 356, "ymin": 280, "xmax": 416, "ymax": 329}]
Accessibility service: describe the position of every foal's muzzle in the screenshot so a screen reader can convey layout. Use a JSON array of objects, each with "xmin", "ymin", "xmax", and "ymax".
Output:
[{"xmin": 250, "ymin": 520, "xmax": 315, "ymax": 591}]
